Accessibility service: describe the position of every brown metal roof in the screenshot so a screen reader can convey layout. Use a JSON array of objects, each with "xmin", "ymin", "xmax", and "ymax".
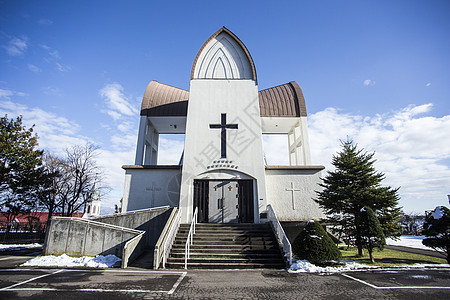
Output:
[
  {"xmin": 259, "ymin": 81, "xmax": 307, "ymax": 117},
  {"xmin": 141, "ymin": 81, "xmax": 189, "ymax": 116},
  {"xmin": 140, "ymin": 81, "xmax": 306, "ymax": 117},
  {"xmin": 190, "ymin": 27, "xmax": 258, "ymax": 82}
]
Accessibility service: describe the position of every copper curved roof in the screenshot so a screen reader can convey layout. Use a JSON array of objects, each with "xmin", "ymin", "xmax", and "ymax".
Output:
[
  {"xmin": 141, "ymin": 81, "xmax": 189, "ymax": 116},
  {"xmin": 140, "ymin": 80, "xmax": 307, "ymax": 117},
  {"xmin": 259, "ymin": 81, "xmax": 306, "ymax": 117},
  {"xmin": 190, "ymin": 27, "xmax": 258, "ymax": 82}
]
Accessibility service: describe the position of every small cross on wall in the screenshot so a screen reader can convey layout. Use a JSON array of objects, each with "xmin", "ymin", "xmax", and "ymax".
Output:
[{"xmin": 286, "ymin": 182, "xmax": 301, "ymax": 210}]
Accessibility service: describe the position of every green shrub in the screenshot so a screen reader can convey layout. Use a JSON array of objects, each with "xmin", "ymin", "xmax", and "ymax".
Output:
[{"xmin": 292, "ymin": 220, "xmax": 342, "ymax": 265}]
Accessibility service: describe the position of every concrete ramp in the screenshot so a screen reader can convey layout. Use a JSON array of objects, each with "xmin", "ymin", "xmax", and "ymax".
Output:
[{"xmin": 43, "ymin": 206, "xmax": 172, "ymax": 268}]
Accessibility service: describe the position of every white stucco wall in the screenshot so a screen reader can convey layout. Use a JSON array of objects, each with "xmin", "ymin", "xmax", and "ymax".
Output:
[
  {"xmin": 179, "ymin": 79, "xmax": 266, "ymax": 223},
  {"xmin": 265, "ymin": 168, "xmax": 325, "ymax": 221},
  {"xmin": 122, "ymin": 167, "xmax": 181, "ymax": 212}
]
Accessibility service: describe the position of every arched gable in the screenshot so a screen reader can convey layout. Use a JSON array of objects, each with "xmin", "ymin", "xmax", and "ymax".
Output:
[{"xmin": 191, "ymin": 27, "xmax": 257, "ymax": 81}]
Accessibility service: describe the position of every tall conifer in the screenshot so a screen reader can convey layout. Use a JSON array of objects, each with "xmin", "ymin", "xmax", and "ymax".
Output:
[{"xmin": 315, "ymin": 139, "xmax": 401, "ymax": 255}]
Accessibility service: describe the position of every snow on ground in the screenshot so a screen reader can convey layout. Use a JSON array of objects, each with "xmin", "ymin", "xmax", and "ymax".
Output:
[
  {"xmin": 386, "ymin": 235, "xmax": 433, "ymax": 250},
  {"xmin": 289, "ymin": 260, "xmax": 450, "ymax": 273},
  {"xmin": 21, "ymin": 254, "xmax": 121, "ymax": 268},
  {"xmin": 0, "ymin": 243, "xmax": 42, "ymax": 251},
  {"xmin": 289, "ymin": 260, "xmax": 377, "ymax": 273}
]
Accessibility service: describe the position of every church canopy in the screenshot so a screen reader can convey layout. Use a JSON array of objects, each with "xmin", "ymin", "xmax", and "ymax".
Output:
[{"xmin": 140, "ymin": 80, "xmax": 307, "ymax": 118}]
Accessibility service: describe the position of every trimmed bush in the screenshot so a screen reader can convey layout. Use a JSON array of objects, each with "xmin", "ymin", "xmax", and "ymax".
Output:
[{"xmin": 292, "ymin": 220, "xmax": 342, "ymax": 265}]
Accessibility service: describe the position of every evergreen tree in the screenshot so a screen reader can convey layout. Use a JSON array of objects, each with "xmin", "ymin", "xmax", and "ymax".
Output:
[
  {"xmin": 0, "ymin": 115, "xmax": 52, "ymax": 225},
  {"xmin": 292, "ymin": 220, "xmax": 341, "ymax": 265},
  {"xmin": 315, "ymin": 139, "xmax": 401, "ymax": 255},
  {"xmin": 422, "ymin": 206, "xmax": 450, "ymax": 263},
  {"xmin": 358, "ymin": 206, "xmax": 385, "ymax": 263}
]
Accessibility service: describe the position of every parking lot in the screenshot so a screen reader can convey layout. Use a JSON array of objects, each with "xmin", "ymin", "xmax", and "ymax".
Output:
[{"xmin": 0, "ymin": 252, "xmax": 449, "ymax": 299}]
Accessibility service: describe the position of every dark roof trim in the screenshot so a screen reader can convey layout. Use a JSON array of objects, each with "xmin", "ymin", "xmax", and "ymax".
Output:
[{"xmin": 190, "ymin": 27, "xmax": 257, "ymax": 82}]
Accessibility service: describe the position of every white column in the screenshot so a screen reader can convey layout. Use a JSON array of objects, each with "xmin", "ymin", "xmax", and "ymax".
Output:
[
  {"xmin": 300, "ymin": 117, "xmax": 311, "ymax": 165},
  {"xmin": 135, "ymin": 116, "xmax": 148, "ymax": 165}
]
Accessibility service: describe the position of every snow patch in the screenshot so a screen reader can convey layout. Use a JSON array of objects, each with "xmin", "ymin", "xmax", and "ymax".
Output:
[
  {"xmin": 289, "ymin": 260, "xmax": 377, "ymax": 273},
  {"xmin": 0, "ymin": 243, "xmax": 42, "ymax": 251},
  {"xmin": 21, "ymin": 254, "xmax": 121, "ymax": 268},
  {"xmin": 386, "ymin": 235, "xmax": 433, "ymax": 250},
  {"xmin": 289, "ymin": 260, "xmax": 450, "ymax": 274}
]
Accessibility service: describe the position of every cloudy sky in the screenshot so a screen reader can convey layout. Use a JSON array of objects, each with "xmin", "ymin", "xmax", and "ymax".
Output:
[{"xmin": 1, "ymin": 0, "xmax": 449, "ymax": 214}]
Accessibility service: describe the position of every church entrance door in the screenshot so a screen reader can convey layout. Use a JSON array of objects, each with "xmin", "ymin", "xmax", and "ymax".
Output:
[
  {"xmin": 209, "ymin": 181, "xmax": 239, "ymax": 223},
  {"xmin": 193, "ymin": 179, "xmax": 254, "ymax": 223}
]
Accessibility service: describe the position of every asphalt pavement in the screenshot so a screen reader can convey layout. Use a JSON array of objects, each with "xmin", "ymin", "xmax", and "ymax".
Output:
[{"xmin": 0, "ymin": 246, "xmax": 449, "ymax": 299}]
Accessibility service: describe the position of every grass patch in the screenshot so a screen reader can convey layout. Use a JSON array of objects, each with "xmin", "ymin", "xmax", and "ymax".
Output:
[{"xmin": 340, "ymin": 248, "xmax": 447, "ymax": 267}]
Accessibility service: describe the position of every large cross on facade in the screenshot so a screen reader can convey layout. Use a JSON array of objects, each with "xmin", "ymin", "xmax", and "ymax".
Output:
[
  {"xmin": 286, "ymin": 182, "xmax": 301, "ymax": 210},
  {"xmin": 209, "ymin": 113, "xmax": 238, "ymax": 158}
]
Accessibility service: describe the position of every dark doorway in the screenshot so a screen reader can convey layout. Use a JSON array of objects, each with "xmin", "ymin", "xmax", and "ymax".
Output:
[{"xmin": 193, "ymin": 179, "xmax": 254, "ymax": 223}]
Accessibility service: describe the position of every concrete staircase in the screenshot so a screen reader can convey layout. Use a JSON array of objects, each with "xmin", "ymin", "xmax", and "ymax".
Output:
[{"xmin": 165, "ymin": 223, "xmax": 286, "ymax": 269}]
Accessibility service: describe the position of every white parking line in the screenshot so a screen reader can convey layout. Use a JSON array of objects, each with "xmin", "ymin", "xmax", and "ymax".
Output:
[
  {"xmin": 0, "ymin": 268, "xmax": 187, "ymax": 295},
  {"xmin": 0, "ymin": 269, "xmax": 63, "ymax": 291},
  {"xmin": 4, "ymin": 288, "xmax": 169, "ymax": 293},
  {"xmin": 342, "ymin": 273, "xmax": 450, "ymax": 290},
  {"xmin": 168, "ymin": 271, "xmax": 187, "ymax": 294}
]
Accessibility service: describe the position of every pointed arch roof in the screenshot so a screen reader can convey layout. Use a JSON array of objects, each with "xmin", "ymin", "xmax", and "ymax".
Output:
[
  {"xmin": 140, "ymin": 81, "xmax": 307, "ymax": 117},
  {"xmin": 190, "ymin": 27, "xmax": 257, "ymax": 82}
]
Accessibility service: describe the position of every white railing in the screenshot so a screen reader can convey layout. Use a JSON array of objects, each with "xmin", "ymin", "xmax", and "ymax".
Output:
[
  {"xmin": 267, "ymin": 204, "xmax": 293, "ymax": 265},
  {"xmin": 184, "ymin": 207, "xmax": 198, "ymax": 269},
  {"xmin": 162, "ymin": 208, "xmax": 182, "ymax": 268}
]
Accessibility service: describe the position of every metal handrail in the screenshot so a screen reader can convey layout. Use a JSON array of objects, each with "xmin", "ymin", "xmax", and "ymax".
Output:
[
  {"xmin": 154, "ymin": 208, "xmax": 179, "ymax": 269},
  {"xmin": 184, "ymin": 207, "xmax": 198, "ymax": 269},
  {"xmin": 267, "ymin": 204, "xmax": 293, "ymax": 265},
  {"xmin": 162, "ymin": 208, "xmax": 182, "ymax": 268}
]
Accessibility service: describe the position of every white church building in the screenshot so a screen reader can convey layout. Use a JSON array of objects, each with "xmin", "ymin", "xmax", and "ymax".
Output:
[{"xmin": 121, "ymin": 27, "xmax": 325, "ymax": 227}]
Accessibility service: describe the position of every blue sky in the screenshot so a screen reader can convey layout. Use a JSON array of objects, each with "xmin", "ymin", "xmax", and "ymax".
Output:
[{"xmin": 1, "ymin": 0, "xmax": 449, "ymax": 214}]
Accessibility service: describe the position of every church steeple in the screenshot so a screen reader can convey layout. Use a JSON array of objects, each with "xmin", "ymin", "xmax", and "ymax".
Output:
[{"xmin": 191, "ymin": 27, "xmax": 257, "ymax": 82}]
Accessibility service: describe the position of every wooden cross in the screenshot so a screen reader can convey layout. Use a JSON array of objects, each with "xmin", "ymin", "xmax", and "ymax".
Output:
[
  {"xmin": 286, "ymin": 182, "xmax": 301, "ymax": 210},
  {"xmin": 209, "ymin": 113, "xmax": 238, "ymax": 158}
]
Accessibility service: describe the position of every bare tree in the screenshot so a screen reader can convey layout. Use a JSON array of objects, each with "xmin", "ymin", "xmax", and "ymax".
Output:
[{"xmin": 58, "ymin": 143, "xmax": 104, "ymax": 217}]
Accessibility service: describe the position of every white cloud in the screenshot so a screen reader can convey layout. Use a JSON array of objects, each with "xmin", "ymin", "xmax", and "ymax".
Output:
[
  {"xmin": 99, "ymin": 83, "xmax": 138, "ymax": 120},
  {"xmin": 56, "ymin": 62, "xmax": 71, "ymax": 72},
  {"xmin": 43, "ymin": 86, "xmax": 62, "ymax": 96},
  {"xmin": 4, "ymin": 37, "xmax": 28, "ymax": 56},
  {"xmin": 262, "ymin": 134, "xmax": 289, "ymax": 165},
  {"xmin": 303, "ymin": 103, "xmax": 450, "ymax": 213},
  {"xmin": 28, "ymin": 64, "xmax": 42, "ymax": 73},
  {"xmin": 0, "ymin": 100, "xmax": 84, "ymax": 155},
  {"xmin": 0, "ymin": 88, "xmax": 27, "ymax": 99},
  {"xmin": 41, "ymin": 45, "xmax": 60, "ymax": 59},
  {"xmin": 0, "ymin": 98, "xmax": 133, "ymax": 213},
  {"xmin": 158, "ymin": 136, "xmax": 185, "ymax": 165},
  {"xmin": 38, "ymin": 18, "xmax": 53, "ymax": 26},
  {"xmin": 363, "ymin": 79, "xmax": 375, "ymax": 86}
]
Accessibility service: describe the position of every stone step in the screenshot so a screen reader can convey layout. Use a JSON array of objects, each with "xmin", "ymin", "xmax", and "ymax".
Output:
[
  {"xmin": 166, "ymin": 257, "xmax": 284, "ymax": 264},
  {"xmin": 167, "ymin": 223, "xmax": 285, "ymax": 270},
  {"xmin": 169, "ymin": 252, "xmax": 282, "ymax": 259},
  {"xmin": 165, "ymin": 261, "xmax": 286, "ymax": 270},
  {"xmin": 170, "ymin": 247, "xmax": 281, "ymax": 254},
  {"xmin": 172, "ymin": 239, "xmax": 278, "ymax": 246},
  {"xmin": 176, "ymin": 230, "xmax": 274, "ymax": 236}
]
